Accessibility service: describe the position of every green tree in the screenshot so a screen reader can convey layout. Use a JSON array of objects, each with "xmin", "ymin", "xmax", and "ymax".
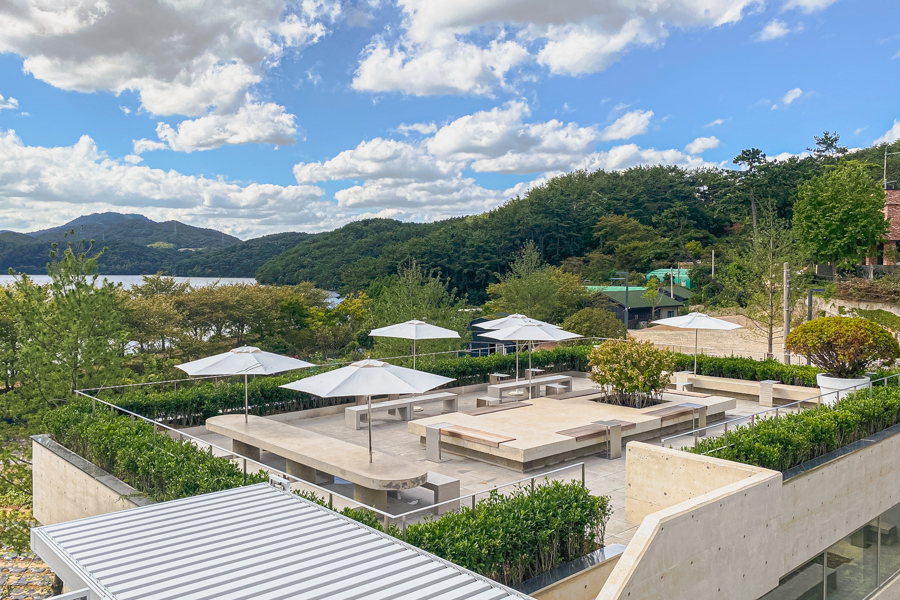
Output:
[
  {"xmin": 6, "ymin": 239, "xmax": 129, "ymax": 410},
  {"xmin": 793, "ymin": 161, "xmax": 888, "ymax": 269},
  {"xmin": 806, "ymin": 131, "xmax": 848, "ymax": 162},
  {"xmin": 642, "ymin": 277, "xmax": 663, "ymax": 320},
  {"xmin": 733, "ymin": 148, "xmax": 767, "ymax": 233},
  {"xmin": 562, "ymin": 307, "xmax": 626, "ymax": 339}
]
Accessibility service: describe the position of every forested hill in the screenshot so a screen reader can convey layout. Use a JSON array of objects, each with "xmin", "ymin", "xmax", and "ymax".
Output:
[{"xmin": 167, "ymin": 232, "xmax": 310, "ymax": 278}]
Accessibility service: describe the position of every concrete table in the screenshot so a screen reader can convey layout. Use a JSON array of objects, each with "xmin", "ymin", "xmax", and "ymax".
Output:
[{"xmin": 206, "ymin": 415, "xmax": 428, "ymax": 511}]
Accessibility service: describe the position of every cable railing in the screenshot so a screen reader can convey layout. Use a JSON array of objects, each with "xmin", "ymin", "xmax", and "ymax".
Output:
[
  {"xmin": 659, "ymin": 371, "xmax": 900, "ymax": 454},
  {"xmin": 73, "ymin": 389, "xmax": 586, "ymax": 538}
]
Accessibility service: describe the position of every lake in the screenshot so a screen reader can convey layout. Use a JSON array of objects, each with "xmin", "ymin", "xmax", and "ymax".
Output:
[{"xmin": 0, "ymin": 275, "xmax": 256, "ymax": 289}]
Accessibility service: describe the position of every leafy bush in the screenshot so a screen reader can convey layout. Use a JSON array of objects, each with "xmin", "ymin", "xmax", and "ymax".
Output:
[
  {"xmin": 45, "ymin": 403, "xmax": 267, "ymax": 501},
  {"xmin": 426, "ymin": 345, "xmax": 592, "ymax": 387},
  {"xmin": 785, "ymin": 317, "xmax": 900, "ymax": 378},
  {"xmin": 851, "ymin": 308, "xmax": 900, "ymax": 333},
  {"xmin": 562, "ymin": 307, "xmax": 627, "ymax": 339},
  {"xmin": 588, "ymin": 339, "xmax": 673, "ymax": 408},
  {"xmin": 690, "ymin": 384, "xmax": 900, "ymax": 471},
  {"xmin": 673, "ymin": 354, "xmax": 821, "ymax": 387}
]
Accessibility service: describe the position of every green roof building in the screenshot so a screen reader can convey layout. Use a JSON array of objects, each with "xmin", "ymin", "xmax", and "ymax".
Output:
[{"xmin": 646, "ymin": 268, "xmax": 692, "ymax": 288}]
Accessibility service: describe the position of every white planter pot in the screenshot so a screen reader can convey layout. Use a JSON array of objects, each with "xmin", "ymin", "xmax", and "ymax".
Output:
[{"xmin": 816, "ymin": 374, "xmax": 870, "ymax": 407}]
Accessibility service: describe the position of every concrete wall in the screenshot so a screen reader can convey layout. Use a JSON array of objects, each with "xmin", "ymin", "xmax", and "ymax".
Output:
[
  {"xmin": 531, "ymin": 549, "xmax": 623, "ymax": 600},
  {"xmin": 678, "ymin": 374, "xmax": 816, "ymax": 404},
  {"xmin": 780, "ymin": 428, "xmax": 900, "ymax": 573},
  {"xmin": 31, "ymin": 435, "xmax": 152, "ymax": 526},
  {"xmin": 601, "ymin": 443, "xmax": 782, "ymax": 600}
]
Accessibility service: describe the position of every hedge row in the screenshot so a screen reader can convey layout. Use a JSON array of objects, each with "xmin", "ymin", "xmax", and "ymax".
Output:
[
  {"xmin": 674, "ymin": 355, "xmax": 821, "ymax": 387},
  {"xmin": 425, "ymin": 344, "xmax": 592, "ymax": 386},
  {"xmin": 690, "ymin": 384, "xmax": 900, "ymax": 471},
  {"xmin": 45, "ymin": 403, "xmax": 267, "ymax": 501},
  {"xmin": 46, "ymin": 402, "xmax": 610, "ymax": 587},
  {"xmin": 302, "ymin": 481, "xmax": 610, "ymax": 587}
]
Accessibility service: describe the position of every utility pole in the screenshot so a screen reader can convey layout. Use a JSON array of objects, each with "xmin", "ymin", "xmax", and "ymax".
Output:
[
  {"xmin": 711, "ymin": 250, "xmax": 715, "ymax": 278},
  {"xmin": 783, "ymin": 262, "xmax": 791, "ymax": 365},
  {"xmin": 807, "ymin": 287, "xmax": 825, "ymax": 366},
  {"xmin": 669, "ymin": 268, "xmax": 674, "ymax": 298},
  {"xmin": 885, "ymin": 148, "xmax": 900, "ymax": 191}
]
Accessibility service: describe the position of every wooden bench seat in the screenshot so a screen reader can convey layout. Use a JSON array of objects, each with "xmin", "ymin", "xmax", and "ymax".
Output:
[
  {"xmin": 546, "ymin": 388, "xmax": 606, "ymax": 401},
  {"xmin": 665, "ymin": 390, "xmax": 712, "ymax": 398},
  {"xmin": 642, "ymin": 403, "xmax": 697, "ymax": 422},
  {"xmin": 441, "ymin": 426, "xmax": 515, "ymax": 448},
  {"xmin": 463, "ymin": 402, "xmax": 531, "ymax": 416},
  {"xmin": 345, "ymin": 392, "xmax": 458, "ymax": 429},
  {"xmin": 556, "ymin": 424, "xmax": 614, "ymax": 442}
]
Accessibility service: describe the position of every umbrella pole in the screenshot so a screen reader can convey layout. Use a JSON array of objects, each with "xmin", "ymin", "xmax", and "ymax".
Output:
[
  {"xmin": 244, "ymin": 374, "xmax": 249, "ymax": 424},
  {"xmin": 413, "ymin": 339, "xmax": 416, "ymax": 370},
  {"xmin": 367, "ymin": 395, "xmax": 373, "ymax": 464},
  {"xmin": 694, "ymin": 329, "xmax": 698, "ymax": 375},
  {"xmin": 528, "ymin": 341, "xmax": 533, "ymax": 400},
  {"xmin": 516, "ymin": 343, "xmax": 519, "ymax": 382}
]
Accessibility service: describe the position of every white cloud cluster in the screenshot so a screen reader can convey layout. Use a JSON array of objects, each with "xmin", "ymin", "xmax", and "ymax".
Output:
[
  {"xmin": 352, "ymin": 0, "xmax": 763, "ymax": 96},
  {"xmin": 782, "ymin": 0, "xmax": 839, "ymax": 12},
  {"xmin": 684, "ymin": 136, "xmax": 720, "ymax": 154},
  {"xmin": 875, "ymin": 120, "xmax": 900, "ymax": 145},
  {"xmin": 0, "ymin": 0, "xmax": 340, "ymax": 151},
  {"xmin": 755, "ymin": 19, "xmax": 802, "ymax": 41},
  {"xmin": 0, "ymin": 94, "xmax": 18, "ymax": 112},
  {"xmin": 771, "ymin": 87, "xmax": 805, "ymax": 110},
  {"xmin": 0, "ymin": 129, "xmax": 337, "ymax": 238},
  {"xmin": 293, "ymin": 101, "xmax": 715, "ymax": 216}
]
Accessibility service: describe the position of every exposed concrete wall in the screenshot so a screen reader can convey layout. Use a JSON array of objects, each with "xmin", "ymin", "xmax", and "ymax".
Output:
[
  {"xmin": 781, "ymin": 429, "xmax": 900, "ymax": 573},
  {"xmin": 31, "ymin": 435, "xmax": 151, "ymax": 526},
  {"xmin": 531, "ymin": 550, "xmax": 623, "ymax": 600},
  {"xmin": 601, "ymin": 443, "xmax": 782, "ymax": 600},
  {"xmin": 624, "ymin": 442, "xmax": 774, "ymax": 523}
]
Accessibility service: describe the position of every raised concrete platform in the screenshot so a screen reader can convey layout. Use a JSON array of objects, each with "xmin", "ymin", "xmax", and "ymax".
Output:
[
  {"xmin": 207, "ymin": 414, "xmax": 428, "ymax": 510},
  {"xmin": 409, "ymin": 391, "xmax": 736, "ymax": 472}
]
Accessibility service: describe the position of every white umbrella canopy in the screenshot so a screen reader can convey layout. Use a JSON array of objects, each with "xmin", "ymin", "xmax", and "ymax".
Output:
[
  {"xmin": 475, "ymin": 314, "xmax": 559, "ymax": 330},
  {"xmin": 651, "ymin": 312, "xmax": 743, "ymax": 374},
  {"xmin": 281, "ymin": 359, "xmax": 455, "ymax": 462},
  {"xmin": 176, "ymin": 346, "xmax": 314, "ymax": 423},
  {"xmin": 369, "ymin": 320, "xmax": 460, "ymax": 368},
  {"xmin": 482, "ymin": 320, "xmax": 582, "ymax": 397}
]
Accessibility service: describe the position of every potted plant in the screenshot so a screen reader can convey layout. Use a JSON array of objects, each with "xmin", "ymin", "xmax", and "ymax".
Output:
[
  {"xmin": 588, "ymin": 338, "xmax": 673, "ymax": 408},
  {"xmin": 785, "ymin": 316, "xmax": 900, "ymax": 406}
]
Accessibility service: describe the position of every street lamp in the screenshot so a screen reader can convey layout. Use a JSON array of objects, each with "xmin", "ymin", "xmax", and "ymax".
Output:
[
  {"xmin": 808, "ymin": 288, "xmax": 826, "ymax": 322},
  {"xmin": 612, "ymin": 271, "xmax": 630, "ymax": 331}
]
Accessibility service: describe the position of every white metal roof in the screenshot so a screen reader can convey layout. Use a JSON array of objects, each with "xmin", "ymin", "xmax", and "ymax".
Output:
[{"xmin": 32, "ymin": 482, "xmax": 534, "ymax": 600}]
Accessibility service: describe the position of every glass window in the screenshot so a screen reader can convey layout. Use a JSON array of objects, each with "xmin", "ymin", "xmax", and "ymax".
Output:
[
  {"xmin": 826, "ymin": 519, "xmax": 879, "ymax": 600},
  {"xmin": 879, "ymin": 504, "xmax": 900, "ymax": 585}
]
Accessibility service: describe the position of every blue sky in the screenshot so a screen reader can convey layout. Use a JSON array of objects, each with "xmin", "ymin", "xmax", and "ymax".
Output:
[{"xmin": 0, "ymin": 0, "xmax": 897, "ymax": 238}]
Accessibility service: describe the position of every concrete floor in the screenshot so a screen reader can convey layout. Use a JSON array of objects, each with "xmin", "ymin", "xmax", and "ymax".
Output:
[{"xmin": 187, "ymin": 376, "xmax": 789, "ymax": 548}]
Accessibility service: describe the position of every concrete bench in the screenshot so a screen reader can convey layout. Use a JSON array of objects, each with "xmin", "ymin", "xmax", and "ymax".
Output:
[
  {"xmin": 556, "ymin": 421, "xmax": 622, "ymax": 459},
  {"xmin": 206, "ymin": 415, "xmax": 428, "ymax": 511},
  {"xmin": 423, "ymin": 471, "xmax": 460, "ymax": 515},
  {"xmin": 476, "ymin": 396, "xmax": 501, "ymax": 408},
  {"xmin": 344, "ymin": 392, "xmax": 458, "ymax": 430},
  {"xmin": 545, "ymin": 383, "xmax": 569, "ymax": 396},
  {"xmin": 489, "ymin": 373, "xmax": 511, "ymax": 384},
  {"xmin": 441, "ymin": 425, "xmax": 515, "ymax": 448},
  {"xmin": 464, "ymin": 401, "xmax": 530, "ymax": 416},
  {"xmin": 486, "ymin": 375, "xmax": 573, "ymax": 399}
]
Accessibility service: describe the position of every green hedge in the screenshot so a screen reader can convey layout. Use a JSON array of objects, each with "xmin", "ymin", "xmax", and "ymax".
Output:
[
  {"xmin": 426, "ymin": 345, "xmax": 592, "ymax": 387},
  {"xmin": 45, "ymin": 403, "xmax": 267, "ymax": 501},
  {"xmin": 45, "ymin": 402, "xmax": 610, "ymax": 588},
  {"xmin": 690, "ymin": 384, "xmax": 900, "ymax": 471},
  {"xmin": 299, "ymin": 480, "xmax": 610, "ymax": 587},
  {"xmin": 673, "ymin": 355, "xmax": 821, "ymax": 387},
  {"xmin": 111, "ymin": 370, "xmax": 352, "ymax": 427}
]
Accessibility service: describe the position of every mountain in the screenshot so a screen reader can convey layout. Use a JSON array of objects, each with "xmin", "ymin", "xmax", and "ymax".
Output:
[
  {"xmin": 167, "ymin": 231, "xmax": 311, "ymax": 278},
  {"xmin": 0, "ymin": 238, "xmax": 176, "ymax": 275},
  {"xmin": 24, "ymin": 212, "xmax": 241, "ymax": 249}
]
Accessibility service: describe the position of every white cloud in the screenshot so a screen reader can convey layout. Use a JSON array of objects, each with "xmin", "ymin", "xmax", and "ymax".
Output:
[
  {"xmin": 294, "ymin": 138, "xmax": 460, "ymax": 182},
  {"xmin": 352, "ymin": 0, "xmax": 762, "ymax": 96},
  {"xmin": 0, "ymin": 130, "xmax": 336, "ymax": 238},
  {"xmin": 575, "ymin": 144, "xmax": 715, "ymax": 172},
  {"xmin": 854, "ymin": 127, "xmax": 866, "ymax": 136},
  {"xmin": 156, "ymin": 99, "xmax": 297, "ymax": 152},
  {"xmin": 119, "ymin": 106, "xmax": 131, "ymax": 115},
  {"xmin": 600, "ymin": 110, "xmax": 653, "ymax": 141},
  {"xmin": 782, "ymin": 87, "xmax": 803, "ymax": 104},
  {"xmin": 132, "ymin": 139, "xmax": 167, "ymax": 154},
  {"xmin": 782, "ymin": 0, "xmax": 839, "ymax": 12},
  {"xmin": 875, "ymin": 120, "xmax": 900, "ymax": 145},
  {"xmin": 755, "ymin": 19, "xmax": 794, "ymax": 41},
  {"xmin": 685, "ymin": 136, "xmax": 721, "ymax": 154},
  {"xmin": 397, "ymin": 122, "xmax": 438, "ymax": 136},
  {"xmin": 705, "ymin": 118, "xmax": 726, "ymax": 127},
  {"xmin": 0, "ymin": 94, "xmax": 18, "ymax": 112}
]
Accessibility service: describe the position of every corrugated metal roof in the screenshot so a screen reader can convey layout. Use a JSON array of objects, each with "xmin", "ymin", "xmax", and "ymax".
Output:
[{"xmin": 33, "ymin": 483, "xmax": 535, "ymax": 600}]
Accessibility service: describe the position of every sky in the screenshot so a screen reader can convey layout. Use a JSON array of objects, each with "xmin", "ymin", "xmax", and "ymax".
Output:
[{"xmin": 0, "ymin": 0, "xmax": 898, "ymax": 239}]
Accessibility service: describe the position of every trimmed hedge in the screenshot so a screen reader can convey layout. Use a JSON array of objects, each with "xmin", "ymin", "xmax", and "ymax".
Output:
[
  {"xmin": 426, "ymin": 345, "xmax": 592, "ymax": 387},
  {"xmin": 690, "ymin": 384, "xmax": 900, "ymax": 471},
  {"xmin": 45, "ymin": 403, "xmax": 267, "ymax": 501},
  {"xmin": 673, "ymin": 355, "xmax": 821, "ymax": 387},
  {"xmin": 45, "ymin": 402, "xmax": 610, "ymax": 588}
]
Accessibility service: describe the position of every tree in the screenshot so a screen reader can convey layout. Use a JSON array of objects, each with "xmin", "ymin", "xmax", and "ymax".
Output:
[
  {"xmin": 793, "ymin": 161, "xmax": 888, "ymax": 268},
  {"xmin": 807, "ymin": 131, "xmax": 848, "ymax": 162},
  {"xmin": 562, "ymin": 307, "xmax": 626, "ymax": 340},
  {"xmin": 642, "ymin": 277, "xmax": 663, "ymax": 320},
  {"xmin": 6, "ymin": 238, "xmax": 129, "ymax": 413},
  {"xmin": 733, "ymin": 148, "xmax": 767, "ymax": 232}
]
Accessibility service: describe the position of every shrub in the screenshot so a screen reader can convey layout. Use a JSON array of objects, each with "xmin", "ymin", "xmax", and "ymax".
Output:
[
  {"xmin": 562, "ymin": 307, "xmax": 627, "ymax": 339},
  {"xmin": 588, "ymin": 339, "xmax": 673, "ymax": 408},
  {"xmin": 785, "ymin": 317, "xmax": 900, "ymax": 378},
  {"xmin": 426, "ymin": 345, "xmax": 592, "ymax": 387},
  {"xmin": 690, "ymin": 384, "xmax": 900, "ymax": 472},
  {"xmin": 673, "ymin": 355, "xmax": 821, "ymax": 387}
]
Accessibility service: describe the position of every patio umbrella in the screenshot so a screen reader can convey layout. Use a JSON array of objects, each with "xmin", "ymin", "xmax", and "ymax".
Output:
[
  {"xmin": 482, "ymin": 320, "xmax": 581, "ymax": 398},
  {"xmin": 651, "ymin": 312, "xmax": 743, "ymax": 374},
  {"xmin": 475, "ymin": 314, "xmax": 559, "ymax": 379},
  {"xmin": 281, "ymin": 359, "xmax": 454, "ymax": 462},
  {"xmin": 369, "ymin": 320, "xmax": 460, "ymax": 369},
  {"xmin": 176, "ymin": 346, "xmax": 314, "ymax": 423}
]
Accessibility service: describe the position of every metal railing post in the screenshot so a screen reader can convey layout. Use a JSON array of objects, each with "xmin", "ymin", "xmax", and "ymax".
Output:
[
  {"xmin": 402, "ymin": 516, "xmax": 407, "ymax": 542},
  {"xmin": 530, "ymin": 477, "xmax": 535, "ymax": 496},
  {"xmin": 724, "ymin": 423, "xmax": 728, "ymax": 446},
  {"xmin": 581, "ymin": 463, "xmax": 585, "ymax": 488},
  {"xmin": 329, "ymin": 493, "xmax": 333, "ymax": 510},
  {"xmin": 471, "ymin": 495, "xmax": 476, "ymax": 513}
]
